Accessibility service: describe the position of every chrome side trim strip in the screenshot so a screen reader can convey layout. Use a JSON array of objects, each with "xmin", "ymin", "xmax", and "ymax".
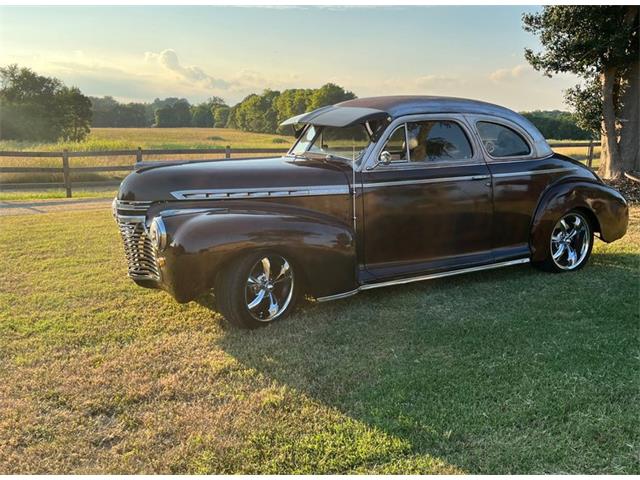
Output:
[
  {"xmin": 316, "ymin": 258, "xmax": 530, "ymax": 302},
  {"xmin": 361, "ymin": 167, "xmax": 576, "ymax": 189},
  {"xmin": 171, "ymin": 185, "xmax": 349, "ymax": 200},
  {"xmin": 492, "ymin": 167, "xmax": 577, "ymax": 178},
  {"xmin": 363, "ymin": 175, "xmax": 488, "ymax": 189},
  {"xmin": 316, "ymin": 288, "xmax": 361, "ymax": 302}
]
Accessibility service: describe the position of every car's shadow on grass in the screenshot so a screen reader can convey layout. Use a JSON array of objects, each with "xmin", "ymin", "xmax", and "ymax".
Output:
[{"xmin": 218, "ymin": 255, "xmax": 639, "ymax": 473}]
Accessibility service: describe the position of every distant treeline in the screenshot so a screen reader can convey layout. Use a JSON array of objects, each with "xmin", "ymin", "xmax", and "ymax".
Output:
[
  {"xmin": 1, "ymin": 64, "xmax": 594, "ymax": 144},
  {"xmin": 89, "ymin": 83, "xmax": 355, "ymax": 134},
  {"xmin": 92, "ymin": 92, "xmax": 593, "ymax": 141},
  {"xmin": 520, "ymin": 110, "xmax": 592, "ymax": 140}
]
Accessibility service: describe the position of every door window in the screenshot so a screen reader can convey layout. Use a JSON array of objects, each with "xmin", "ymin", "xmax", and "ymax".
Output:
[
  {"xmin": 380, "ymin": 125, "xmax": 408, "ymax": 162},
  {"xmin": 476, "ymin": 121, "xmax": 531, "ymax": 157},
  {"xmin": 406, "ymin": 120, "xmax": 473, "ymax": 163}
]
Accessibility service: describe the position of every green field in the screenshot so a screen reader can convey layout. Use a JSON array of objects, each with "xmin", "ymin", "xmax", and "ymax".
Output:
[
  {"xmin": 0, "ymin": 127, "xmax": 294, "ymax": 152},
  {"xmin": 0, "ymin": 128, "xmax": 600, "ymax": 200},
  {"xmin": 0, "ymin": 205, "xmax": 637, "ymax": 474}
]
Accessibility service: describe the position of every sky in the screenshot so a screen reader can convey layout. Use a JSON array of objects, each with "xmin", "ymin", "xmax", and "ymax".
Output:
[{"xmin": 0, "ymin": 5, "xmax": 581, "ymax": 111}]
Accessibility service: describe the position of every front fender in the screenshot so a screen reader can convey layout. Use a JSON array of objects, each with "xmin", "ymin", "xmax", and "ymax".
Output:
[
  {"xmin": 530, "ymin": 180, "xmax": 628, "ymax": 261},
  {"xmin": 158, "ymin": 207, "xmax": 357, "ymax": 302}
]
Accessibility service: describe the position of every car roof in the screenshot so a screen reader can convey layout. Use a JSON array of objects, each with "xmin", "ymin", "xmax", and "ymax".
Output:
[
  {"xmin": 280, "ymin": 95, "xmax": 552, "ymax": 159},
  {"xmin": 336, "ymin": 95, "xmax": 518, "ymax": 119}
]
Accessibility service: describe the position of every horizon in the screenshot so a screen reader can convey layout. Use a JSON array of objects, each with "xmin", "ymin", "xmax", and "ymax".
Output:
[{"xmin": 0, "ymin": 5, "xmax": 582, "ymax": 111}]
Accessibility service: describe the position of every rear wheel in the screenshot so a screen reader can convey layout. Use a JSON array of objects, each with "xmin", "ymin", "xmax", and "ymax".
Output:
[
  {"xmin": 216, "ymin": 252, "xmax": 298, "ymax": 328},
  {"xmin": 535, "ymin": 211, "xmax": 594, "ymax": 273}
]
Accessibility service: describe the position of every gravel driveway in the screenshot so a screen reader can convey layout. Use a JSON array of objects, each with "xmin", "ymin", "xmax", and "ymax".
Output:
[{"xmin": 0, "ymin": 198, "xmax": 112, "ymax": 216}]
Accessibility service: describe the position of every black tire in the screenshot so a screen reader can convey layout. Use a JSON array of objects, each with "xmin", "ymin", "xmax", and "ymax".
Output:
[
  {"xmin": 215, "ymin": 251, "xmax": 299, "ymax": 328},
  {"xmin": 534, "ymin": 210, "xmax": 594, "ymax": 273}
]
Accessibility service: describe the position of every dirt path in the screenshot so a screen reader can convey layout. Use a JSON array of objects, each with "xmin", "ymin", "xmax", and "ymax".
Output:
[{"xmin": 0, "ymin": 198, "xmax": 112, "ymax": 216}]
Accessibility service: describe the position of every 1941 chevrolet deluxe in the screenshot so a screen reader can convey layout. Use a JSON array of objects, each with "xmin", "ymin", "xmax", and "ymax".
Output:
[{"xmin": 113, "ymin": 96, "xmax": 628, "ymax": 328}]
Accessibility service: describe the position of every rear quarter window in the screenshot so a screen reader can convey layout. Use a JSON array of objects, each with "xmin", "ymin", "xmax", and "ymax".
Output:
[{"xmin": 476, "ymin": 121, "xmax": 531, "ymax": 158}]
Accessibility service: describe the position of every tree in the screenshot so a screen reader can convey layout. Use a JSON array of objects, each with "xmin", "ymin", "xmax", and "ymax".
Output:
[
  {"xmin": 60, "ymin": 87, "xmax": 92, "ymax": 141},
  {"xmin": 154, "ymin": 100, "xmax": 192, "ymax": 127},
  {"xmin": 90, "ymin": 96, "xmax": 150, "ymax": 127},
  {"xmin": 213, "ymin": 105, "xmax": 230, "ymax": 128},
  {"xmin": 309, "ymin": 83, "xmax": 356, "ymax": 110},
  {"xmin": 155, "ymin": 106, "xmax": 177, "ymax": 127},
  {"xmin": 228, "ymin": 84, "xmax": 357, "ymax": 134},
  {"xmin": 191, "ymin": 103, "xmax": 214, "ymax": 127},
  {"xmin": 117, "ymin": 103, "xmax": 149, "ymax": 128},
  {"xmin": 0, "ymin": 64, "xmax": 91, "ymax": 142},
  {"xmin": 564, "ymin": 79, "xmax": 602, "ymax": 138},
  {"xmin": 273, "ymin": 88, "xmax": 313, "ymax": 123},
  {"xmin": 231, "ymin": 90, "xmax": 280, "ymax": 133},
  {"xmin": 205, "ymin": 97, "xmax": 229, "ymax": 128},
  {"xmin": 523, "ymin": 6, "xmax": 639, "ymax": 178},
  {"xmin": 173, "ymin": 100, "xmax": 192, "ymax": 127}
]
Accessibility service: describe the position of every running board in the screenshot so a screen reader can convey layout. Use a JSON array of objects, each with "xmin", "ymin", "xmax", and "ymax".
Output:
[{"xmin": 316, "ymin": 258, "xmax": 530, "ymax": 302}]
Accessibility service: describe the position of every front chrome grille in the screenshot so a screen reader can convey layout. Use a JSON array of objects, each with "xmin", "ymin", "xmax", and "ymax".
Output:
[{"xmin": 114, "ymin": 200, "xmax": 160, "ymax": 281}]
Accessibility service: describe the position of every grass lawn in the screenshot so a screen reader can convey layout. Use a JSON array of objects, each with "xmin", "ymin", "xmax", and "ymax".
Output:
[{"xmin": 1, "ymin": 204, "xmax": 638, "ymax": 473}]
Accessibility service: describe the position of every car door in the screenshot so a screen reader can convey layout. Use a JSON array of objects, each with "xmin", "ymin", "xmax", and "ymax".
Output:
[{"xmin": 360, "ymin": 114, "xmax": 493, "ymax": 280}]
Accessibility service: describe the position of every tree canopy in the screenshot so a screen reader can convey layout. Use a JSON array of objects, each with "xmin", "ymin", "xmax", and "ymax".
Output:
[
  {"xmin": 228, "ymin": 83, "xmax": 356, "ymax": 134},
  {"xmin": 523, "ymin": 6, "xmax": 639, "ymax": 177},
  {"xmin": 0, "ymin": 65, "xmax": 92, "ymax": 142}
]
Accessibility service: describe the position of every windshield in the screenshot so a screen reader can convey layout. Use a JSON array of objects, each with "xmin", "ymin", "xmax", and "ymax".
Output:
[{"xmin": 290, "ymin": 124, "xmax": 372, "ymax": 162}]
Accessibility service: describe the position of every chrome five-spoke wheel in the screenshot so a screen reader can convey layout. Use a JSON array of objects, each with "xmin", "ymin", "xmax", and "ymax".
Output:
[
  {"xmin": 245, "ymin": 255, "xmax": 295, "ymax": 322},
  {"xmin": 550, "ymin": 212, "xmax": 592, "ymax": 271},
  {"xmin": 215, "ymin": 251, "xmax": 299, "ymax": 328}
]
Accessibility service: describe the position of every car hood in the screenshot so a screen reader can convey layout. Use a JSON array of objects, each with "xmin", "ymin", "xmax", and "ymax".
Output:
[{"xmin": 117, "ymin": 156, "xmax": 352, "ymax": 202}]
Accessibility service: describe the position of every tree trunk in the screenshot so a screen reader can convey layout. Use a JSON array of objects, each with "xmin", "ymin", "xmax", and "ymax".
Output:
[
  {"xmin": 619, "ymin": 58, "xmax": 639, "ymax": 173},
  {"xmin": 599, "ymin": 66, "xmax": 623, "ymax": 179}
]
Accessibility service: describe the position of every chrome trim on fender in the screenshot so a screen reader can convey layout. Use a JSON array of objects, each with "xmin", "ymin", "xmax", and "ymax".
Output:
[
  {"xmin": 171, "ymin": 185, "xmax": 349, "ymax": 200},
  {"xmin": 362, "ymin": 175, "xmax": 489, "ymax": 189},
  {"xmin": 492, "ymin": 167, "xmax": 577, "ymax": 178},
  {"xmin": 316, "ymin": 258, "xmax": 530, "ymax": 302}
]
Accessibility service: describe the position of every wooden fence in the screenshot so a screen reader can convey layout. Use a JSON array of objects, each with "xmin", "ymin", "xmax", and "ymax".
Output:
[
  {"xmin": 0, "ymin": 146, "xmax": 288, "ymax": 197},
  {"xmin": 0, "ymin": 141, "xmax": 599, "ymax": 198}
]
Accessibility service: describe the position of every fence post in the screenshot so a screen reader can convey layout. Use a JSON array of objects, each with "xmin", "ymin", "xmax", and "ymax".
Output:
[
  {"xmin": 587, "ymin": 140, "xmax": 594, "ymax": 168},
  {"xmin": 62, "ymin": 149, "xmax": 72, "ymax": 198},
  {"xmin": 225, "ymin": 145, "xmax": 231, "ymax": 159},
  {"xmin": 136, "ymin": 146, "xmax": 143, "ymax": 164}
]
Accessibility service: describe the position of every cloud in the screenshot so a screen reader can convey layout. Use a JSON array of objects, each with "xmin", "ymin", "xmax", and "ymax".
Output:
[
  {"xmin": 489, "ymin": 64, "xmax": 528, "ymax": 82},
  {"xmin": 144, "ymin": 49, "xmax": 229, "ymax": 89}
]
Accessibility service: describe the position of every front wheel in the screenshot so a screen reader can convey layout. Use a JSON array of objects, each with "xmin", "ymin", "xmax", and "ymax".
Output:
[
  {"xmin": 535, "ymin": 211, "xmax": 594, "ymax": 273},
  {"xmin": 216, "ymin": 252, "xmax": 298, "ymax": 328}
]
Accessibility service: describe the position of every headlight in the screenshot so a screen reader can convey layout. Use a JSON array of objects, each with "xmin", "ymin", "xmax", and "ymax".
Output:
[
  {"xmin": 149, "ymin": 216, "xmax": 167, "ymax": 251},
  {"xmin": 111, "ymin": 198, "xmax": 118, "ymax": 219}
]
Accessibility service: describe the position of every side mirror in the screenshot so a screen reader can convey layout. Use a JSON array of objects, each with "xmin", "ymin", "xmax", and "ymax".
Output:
[
  {"xmin": 367, "ymin": 150, "xmax": 393, "ymax": 170},
  {"xmin": 379, "ymin": 151, "xmax": 392, "ymax": 165}
]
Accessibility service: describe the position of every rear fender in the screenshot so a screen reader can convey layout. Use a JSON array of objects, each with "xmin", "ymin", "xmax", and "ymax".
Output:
[{"xmin": 530, "ymin": 180, "xmax": 628, "ymax": 261}]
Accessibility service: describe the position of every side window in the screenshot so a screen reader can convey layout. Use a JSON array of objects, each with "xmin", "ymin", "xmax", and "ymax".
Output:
[
  {"xmin": 476, "ymin": 121, "xmax": 531, "ymax": 157},
  {"xmin": 381, "ymin": 125, "xmax": 408, "ymax": 162},
  {"xmin": 406, "ymin": 120, "xmax": 473, "ymax": 163}
]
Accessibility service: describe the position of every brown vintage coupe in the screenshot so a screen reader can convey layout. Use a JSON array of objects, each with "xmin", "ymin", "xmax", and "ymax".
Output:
[{"xmin": 114, "ymin": 96, "xmax": 628, "ymax": 328}]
